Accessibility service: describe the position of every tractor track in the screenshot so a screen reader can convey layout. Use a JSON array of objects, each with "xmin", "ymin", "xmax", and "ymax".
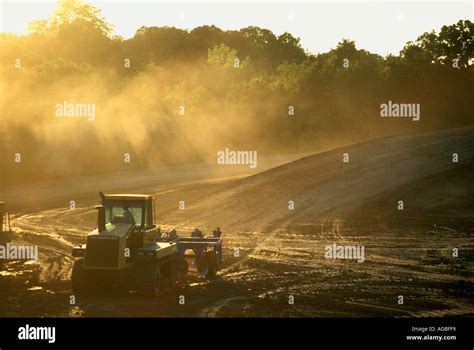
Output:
[{"xmin": 1, "ymin": 128, "xmax": 474, "ymax": 317}]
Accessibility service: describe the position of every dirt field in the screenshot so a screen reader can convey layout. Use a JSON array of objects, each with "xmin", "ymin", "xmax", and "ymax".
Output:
[{"xmin": 1, "ymin": 127, "xmax": 473, "ymax": 317}]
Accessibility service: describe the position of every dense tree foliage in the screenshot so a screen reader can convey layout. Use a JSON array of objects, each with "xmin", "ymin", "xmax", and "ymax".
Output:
[{"xmin": 1, "ymin": 0, "xmax": 472, "ymax": 185}]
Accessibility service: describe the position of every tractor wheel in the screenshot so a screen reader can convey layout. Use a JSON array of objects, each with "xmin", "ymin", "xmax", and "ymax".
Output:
[
  {"xmin": 195, "ymin": 254, "xmax": 209, "ymax": 276},
  {"xmin": 136, "ymin": 263, "xmax": 161, "ymax": 297},
  {"xmin": 205, "ymin": 251, "xmax": 218, "ymax": 279},
  {"xmin": 72, "ymin": 259, "xmax": 93, "ymax": 294},
  {"xmin": 166, "ymin": 260, "xmax": 178, "ymax": 289},
  {"xmin": 180, "ymin": 259, "xmax": 189, "ymax": 277}
]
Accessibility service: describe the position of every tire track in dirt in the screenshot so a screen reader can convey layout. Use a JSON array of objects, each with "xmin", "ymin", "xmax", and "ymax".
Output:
[{"xmin": 2, "ymin": 127, "xmax": 473, "ymax": 317}]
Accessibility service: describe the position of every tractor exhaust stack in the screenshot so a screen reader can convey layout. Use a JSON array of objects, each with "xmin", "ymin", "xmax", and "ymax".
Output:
[{"xmin": 96, "ymin": 205, "xmax": 106, "ymax": 232}]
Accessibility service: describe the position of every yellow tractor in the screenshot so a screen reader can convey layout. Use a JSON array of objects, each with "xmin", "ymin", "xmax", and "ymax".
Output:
[{"xmin": 71, "ymin": 192, "xmax": 223, "ymax": 296}]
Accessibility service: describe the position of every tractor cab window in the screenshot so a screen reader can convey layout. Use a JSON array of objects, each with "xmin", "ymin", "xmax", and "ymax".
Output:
[{"xmin": 106, "ymin": 205, "xmax": 143, "ymax": 227}]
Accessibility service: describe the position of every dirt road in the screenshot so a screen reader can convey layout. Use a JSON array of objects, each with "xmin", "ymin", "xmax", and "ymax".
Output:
[{"xmin": 1, "ymin": 127, "xmax": 473, "ymax": 317}]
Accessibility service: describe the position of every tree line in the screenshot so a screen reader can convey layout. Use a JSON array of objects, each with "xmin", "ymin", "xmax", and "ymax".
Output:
[{"xmin": 1, "ymin": 0, "xmax": 472, "ymax": 185}]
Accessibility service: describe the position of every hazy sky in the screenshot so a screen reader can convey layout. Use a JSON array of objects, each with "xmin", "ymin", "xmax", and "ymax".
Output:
[{"xmin": 0, "ymin": 1, "xmax": 472, "ymax": 55}]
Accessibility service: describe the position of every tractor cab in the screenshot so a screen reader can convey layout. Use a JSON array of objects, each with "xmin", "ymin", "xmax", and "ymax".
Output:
[
  {"xmin": 97, "ymin": 192, "xmax": 160, "ymax": 250},
  {"xmin": 98, "ymin": 192, "xmax": 155, "ymax": 231}
]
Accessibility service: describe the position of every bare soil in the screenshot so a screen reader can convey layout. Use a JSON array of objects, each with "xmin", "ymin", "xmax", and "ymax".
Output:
[{"xmin": 1, "ymin": 127, "xmax": 473, "ymax": 317}]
